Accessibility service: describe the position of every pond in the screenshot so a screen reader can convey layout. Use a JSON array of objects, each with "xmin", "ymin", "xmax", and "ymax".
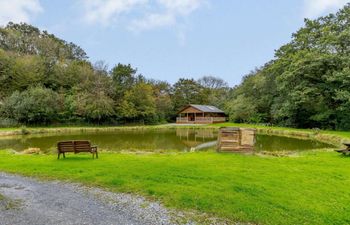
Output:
[{"xmin": 0, "ymin": 128, "xmax": 334, "ymax": 153}]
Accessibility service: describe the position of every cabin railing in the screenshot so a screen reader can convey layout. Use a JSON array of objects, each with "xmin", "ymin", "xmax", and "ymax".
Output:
[
  {"xmin": 176, "ymin": 117, "xmax": 189, "ymax": 123},
  {"xmin": 195, "ymin": 117, "xmax": 212, "ymax": 122},
  {"xmin": 176, "ymin": 117, "xmax": 226, "ymax": 123}
]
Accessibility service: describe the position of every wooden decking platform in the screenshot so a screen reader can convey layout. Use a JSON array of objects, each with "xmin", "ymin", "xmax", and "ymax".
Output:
[{"xmin": 217, "ymin": 127, "xmax": 256, "ymax": 152}]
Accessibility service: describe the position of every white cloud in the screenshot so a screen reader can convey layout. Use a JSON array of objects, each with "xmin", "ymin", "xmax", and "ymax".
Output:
[
  {"xmin": 83, "ymin": 0, "xmax": 148, "ymax": 25},
  {"xmin": 129, "ymin": 12, "xmax": 176, "ymax": 31},
  {"xmin": 129, "ymin": 0, "xmax": 205, "ymax": 32},
  {"xmin": 81, "ymin": 0, "xmax": 207, "ymax": 31},
  {"xmin": 0, "ymin": 0, "xmax": 43, "ymax": 26},
  {"xmin": 303, "ymin": 0, "xmax": 348, "ymax": 18},
  {"xmin": 158, "ymin": 0, "xmax": 204, "ymax": 15}
]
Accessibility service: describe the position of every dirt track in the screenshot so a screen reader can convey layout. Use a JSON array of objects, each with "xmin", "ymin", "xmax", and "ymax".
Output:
[{"xmin": 0, "ymin": 172, "xmax": 187, "ymax": 225}]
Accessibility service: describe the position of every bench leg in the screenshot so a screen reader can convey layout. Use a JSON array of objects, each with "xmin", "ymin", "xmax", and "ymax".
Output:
[
  {"xmin": 57, "ymin": 152, "xmax": 60, "ymax": 159},
  {"xmin": 63, "ymin": 152, "xmax": 66, "ymax": 158},
  {"xmin": 91, "ymin": 150, "xmax": 98, "ymax": 159}
]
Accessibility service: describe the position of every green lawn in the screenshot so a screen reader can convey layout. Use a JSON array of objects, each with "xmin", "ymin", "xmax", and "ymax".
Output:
[
  {"xmin": 0, "ymin": 150, "xmax": 349, "ymax": 224},
  {"xmin": 1, "ymin": 123, "xmax": 350, "ymax": 224}
]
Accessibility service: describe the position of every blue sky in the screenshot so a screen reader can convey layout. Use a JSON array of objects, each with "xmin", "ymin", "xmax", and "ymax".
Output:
[{"xmin": 0, "ymin": 0, "xmax": 348, "ymax": 86}]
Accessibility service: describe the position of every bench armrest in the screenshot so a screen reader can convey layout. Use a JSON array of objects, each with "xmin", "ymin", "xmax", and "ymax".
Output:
[{"xmin": 91, "ymin": 146, "xmax": 98, "ymax": 152}]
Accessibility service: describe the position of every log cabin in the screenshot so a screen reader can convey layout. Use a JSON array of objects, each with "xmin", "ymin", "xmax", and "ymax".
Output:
[{"xmin": 176, "ymin": 104, "xmax": 227, "ymax": 124}]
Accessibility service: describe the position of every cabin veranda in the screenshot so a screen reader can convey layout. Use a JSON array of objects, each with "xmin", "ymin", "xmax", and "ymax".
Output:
[{"xmin": 176, "ymin": 104, "xmax": 227, "ymax": 124}]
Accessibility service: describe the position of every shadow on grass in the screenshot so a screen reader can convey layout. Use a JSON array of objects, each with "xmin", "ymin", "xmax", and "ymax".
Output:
[{"xmin": 56, "ymin": 155, "xmax": 98, "ymax": 161}]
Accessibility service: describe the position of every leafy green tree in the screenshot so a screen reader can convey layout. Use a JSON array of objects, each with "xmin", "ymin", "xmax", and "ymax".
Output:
[
  {"xmin": 46, "ymin": 60, "xmax": 94, "ymax": 91},
  {"xmin": 0, "ymin": 22, "xmax": 87, "ymax": 61},
  {"xmin": 1, "ymin": 86, "xmax": 60, "ymax": 124},
  {"xmin": 0, "ymin": 50, "xmax": 46, "ymax": 96},
  {"xmin": 118, "ymin": 82, "xmax": 156, "ymax": 123},
  {"xmin": 68, "ymin": 91, "xmax": 115, "ymax": 123},
  {"xmin": 150, "ymin": 80, "xmax": 174, "ymax": 122},
  {"xmin": 198, "ymin": 76, "xmax": 230, "ymax": 109},
  {"xmin": 172, "ymin": 78, "xmax": 206, "ymax": 111},
  {"xmin": 66, "ymin": 61, "xmax": 115, "ymax": 122},
  {"xmin": 225, "ymin": 70, "xmax": 270, "ymax": 123},
  {"xmin": 110, "ymin": 63, "xmax": 137, "ymax": 100},
  {"xmin": 225, "ymin": 94, "xmax": 258, "ymax": 123}
]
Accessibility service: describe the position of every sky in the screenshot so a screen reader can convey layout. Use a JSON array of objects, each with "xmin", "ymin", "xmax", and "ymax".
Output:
[{"xmin": 0, "ymin": 0, "xmax": 348, "ymax": 86}]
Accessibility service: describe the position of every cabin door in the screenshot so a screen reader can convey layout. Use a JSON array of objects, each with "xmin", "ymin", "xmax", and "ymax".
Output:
[{"xmin": 189, "ymin": 113, "xmax": 195, "ymax": 122}]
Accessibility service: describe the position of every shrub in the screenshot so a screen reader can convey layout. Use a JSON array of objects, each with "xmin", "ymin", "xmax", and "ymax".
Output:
[
  {"xmin": 1, "ymin": 86, "xmax": 60, "ymax": 124},
  {"xmin": 0, "ymin": 118, "xmax": 18, "ymax": 127}
]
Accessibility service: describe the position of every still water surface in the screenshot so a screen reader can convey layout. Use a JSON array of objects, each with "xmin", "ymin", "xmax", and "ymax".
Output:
[{"xmin": 0, "ymin": 129, "xmax": 334, "ymax": 153}]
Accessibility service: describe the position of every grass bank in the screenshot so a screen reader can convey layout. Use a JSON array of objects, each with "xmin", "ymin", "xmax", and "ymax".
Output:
[
  {"xmin": 0, "ymin": 124, "xmax": 203, "ymax": 137},
  {"xmin": 0, "ymin": 150, "xmax": 349, "ymax": 224},
  {"xmin": 209, "ymin": 123, "xmax": 350, "ymax": 147}
]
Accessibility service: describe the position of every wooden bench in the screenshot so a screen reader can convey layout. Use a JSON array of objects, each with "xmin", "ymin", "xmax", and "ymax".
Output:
[
  {"xmin": 336, "ymin": 143, "xmax": 350, "ymax": 156},
  {"xmin": 57, "ymin": 141, "xmax": 98, "ymax": 159}
]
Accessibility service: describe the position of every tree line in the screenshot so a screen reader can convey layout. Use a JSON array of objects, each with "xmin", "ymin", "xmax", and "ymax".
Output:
[
  {"xmin": 226, "ymin": 4, "xmax": 350, "ymax": 130},
  {"xmin": 0, "ymin": 22, "xmax": 229, "ymax": 126},
  {"xmin": 1, "ymin": 4, "xmax": 350, "ymax": 130}
]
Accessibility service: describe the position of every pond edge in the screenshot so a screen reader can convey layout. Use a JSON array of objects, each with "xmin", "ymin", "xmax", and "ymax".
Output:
[{"xmin": 0, "ymin": 125, "xmax": 346, "ymax": 148}]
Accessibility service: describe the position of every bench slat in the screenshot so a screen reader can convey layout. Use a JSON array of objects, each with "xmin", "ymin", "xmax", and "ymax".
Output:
[{"xmin": 58, "ymin": 141, "xmax": 74, "ymax": 153}]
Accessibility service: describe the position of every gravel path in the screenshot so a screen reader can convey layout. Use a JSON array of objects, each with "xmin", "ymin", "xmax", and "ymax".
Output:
[{"xmin": 0, "ymin": 173, "xmax": 192, "ymax": 225}]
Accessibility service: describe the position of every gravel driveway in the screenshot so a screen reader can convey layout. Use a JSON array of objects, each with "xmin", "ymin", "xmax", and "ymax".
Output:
[{"xmin": 0, "ymin": 173, "xmax": 191, "ymax": 225}]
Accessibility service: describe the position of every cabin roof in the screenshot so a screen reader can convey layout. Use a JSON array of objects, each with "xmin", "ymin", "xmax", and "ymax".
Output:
[{"xmin": 178, "ymin": 104, "xmax": 225, "ymax": 113}]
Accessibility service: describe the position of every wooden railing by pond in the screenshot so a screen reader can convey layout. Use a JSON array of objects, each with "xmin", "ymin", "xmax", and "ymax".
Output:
[{"xmin": 176, "ymin": 117, "xmax": 226, "ymax": 124}]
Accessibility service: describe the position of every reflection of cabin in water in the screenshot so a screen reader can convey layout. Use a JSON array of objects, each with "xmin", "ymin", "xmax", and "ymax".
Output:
[
  {"xmin": 176, "ymin": 129, "xmax": 216, "ymax": 140},
  {"xmin": 176, "ymin": 129, "xmax": 217, "ymax": 149},
  {"xmin": 176, "ymin": 104, "xmax": 226, "ymax": 124}
]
